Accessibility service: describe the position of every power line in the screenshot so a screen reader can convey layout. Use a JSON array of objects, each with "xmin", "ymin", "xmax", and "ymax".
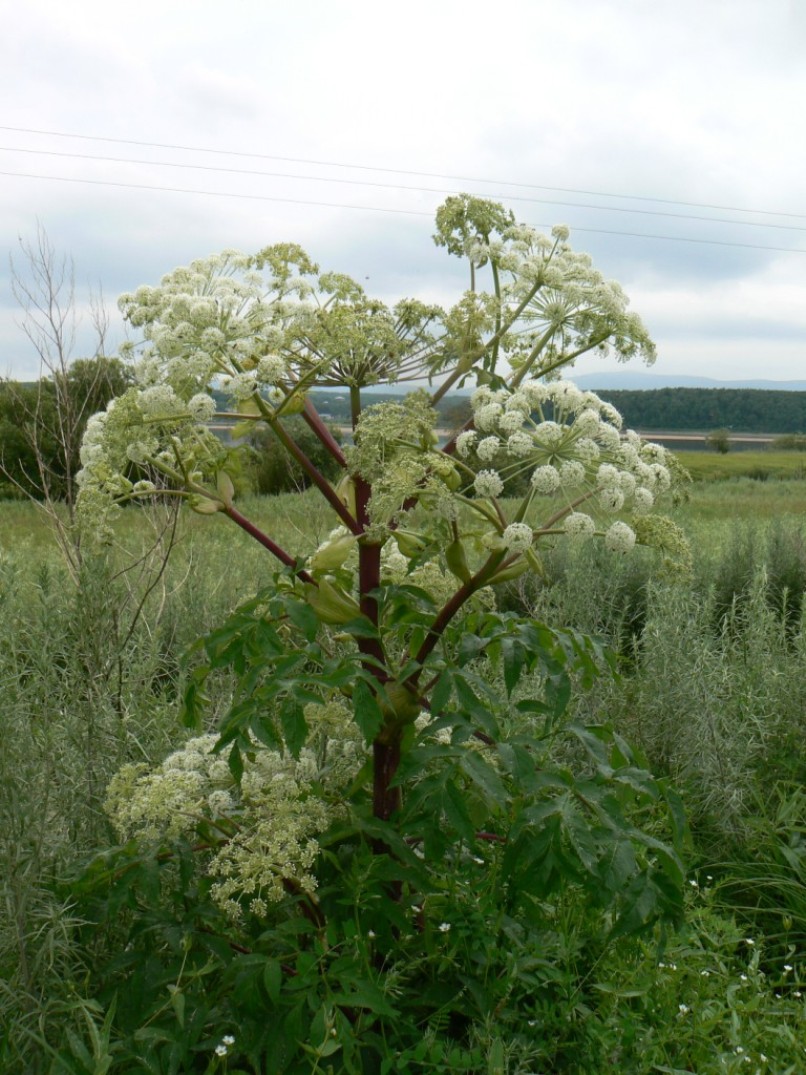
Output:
[
  {"xmin": 1, "ymin": 123, "xmax": 804, "ymax": 223},
  {"xmin": 2, "ymin": 144, "xmax": 805, "ymax": 234},
  {"xmin": 2, "ymin": 168, "xmax": 804, "ymax": 255}
]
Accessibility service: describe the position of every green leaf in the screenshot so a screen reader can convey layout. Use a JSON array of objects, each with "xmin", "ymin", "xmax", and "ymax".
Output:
[
  {"xmin": 168, "ymin": 985, "xmax": 185, "ymax": 1028},
  {"xmin": 430, "ymin": 670, "xmax": 453, "ymax": 714},
  {"xmin": 263, "ymin": 959, "xmax": 282, "ymax": 1003},
  {"xmin": 353, "ymin": 678, "xmax": 384, "ymax": 744},
  {"xmin": 227, "ymin": 741, "xmax": 244, "ymax": 782},
  {"xmin": 459, "ymin": 750, "xmax": 507, "ymax": 809},
  {"xmin": 330, "ymin": 979, "xmax": 398, "ymax": 1017},
  {"xmin": 286, "ymin": 599, "xmax": 319, "ymax": 641},
  {"xmin": 279, "ymin": 698, "xmax": 308, "ymax": 758}
]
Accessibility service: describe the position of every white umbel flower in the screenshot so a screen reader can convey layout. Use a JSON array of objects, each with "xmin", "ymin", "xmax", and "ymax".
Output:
[
  {"xmin": 477, "ymin": 436, "xmax": 502, "ymax": 462},
  {"xmin": 474, "ymin": 469, "xmax": 504, "ymax": 498},
  {"xmin": 507, "ymin": 431, "xmax": 534, "ymax": 457},
  {"xmin": 455, "ymin": 431, "xmax": 477, "ymax": 458},
  {"xmin": 530, "ymin": 464, "xmax": 561, "ymax": 494},
  {"xmin": 502, "ymin": 522, "xmax": 534, "ymax": 552},
  {"xmin": 605, "ymin": 521, "xmax": 636, "ymax": 553},
  {"xmin": 564, "ymin": 512, "xmax": 595, "ymax": 539}
]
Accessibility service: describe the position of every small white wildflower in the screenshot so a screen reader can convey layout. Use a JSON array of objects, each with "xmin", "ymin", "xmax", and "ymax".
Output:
[
  {"xmin": 502, "ymin": 522, "xmax": 534, "ymax": 552},
  {"xmin": 521, "ymin": 381, "xmax": 549, "ymax": 407},
  {"xmin": 605, "ymin": 521, "xmax": 636, "ymax": 554},
  {"xmin": 367, "ymin": 929, "xmax": 376, "ymax": 939},
  {"xmin": 215, "ymin": 1044, "xmax": 228, "ymax": 1057},
  {"xmin": 575, "ymin": 437, "xmax": 600, "ymax": 464},
  {"xmin": 652, "ymin": 463, "xmax": 672, "ymax": 492},
  {"xmin": 207, "ymin": 789, "xmax": 235, "ymax": 814},
  {"xmin": 256, "ymin": 354, "xmax": 286, "ymax": 382},
  {"xmin": 745, "ymin": 938, "xmax": 755, "ymax": 946},
  {"xmin": 573, "ymin": 409, "xmax": 600, "ymax": 437},
  {"xmin": 678, "ymin": 1003, "xmax": 689, "ymax": 1014},
  {"xmin": 551, "ymin": 380, "xmax": 584, "ymax": 413},
  {"xmin": 784, "ymin": 964, "xmax": 793, "ymax": 973},
  {"xmin": 596, "ymin": 423, "xmax": 621, "ymax": 452},
  {"xmin": 438, "ymin": 922, "xmax": 451, "ymax": 932},
  {"xmin": 740, "ymin": 974, "xmax": 748, "ymax": 981},
  {"xmin": 505, "ymin": 390, "xmax": 531, "ymax": 415},
  {"xmin": 597, "ymin": 463, "xmax": 620, "ymax": 488},
  {"xmin": 530, "ymin": 464, "xmax": 561, "ymax": 494},
  {"xmin": 222, "ymin": 1035, "xmax": 235, "ymax": 1046}
]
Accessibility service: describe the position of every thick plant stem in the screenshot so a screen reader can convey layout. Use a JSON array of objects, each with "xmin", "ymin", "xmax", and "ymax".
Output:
[
  {"xmin": 270, "ymin": 419, "xmax": 359, "ymax": 533},
  {"xmin": 223, "ymin": 503, "xmax": 315, "ymax": 584},
  {"xmin": 373, "ymin": 739, "xmax": 402, "ymax": 822},
  {"xmin": 301, "ymin": 396, "xmax": 348, "ymax": 467},
  {"xmin": 407, "ymin": 551, "xmax": 506, "ymax": 688}
]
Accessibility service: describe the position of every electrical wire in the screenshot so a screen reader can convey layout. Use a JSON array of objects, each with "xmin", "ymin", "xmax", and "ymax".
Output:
[
  {"xmin": 1, "ymin": 144, "xmax": 805, "ymax": 234},
  {"xmin": 1, "ymin": 168, "xmax": 804, "ymax": 254},
  {"xmin": 1, "ymin": 123, "xmax": 804, "ymax": 222}
]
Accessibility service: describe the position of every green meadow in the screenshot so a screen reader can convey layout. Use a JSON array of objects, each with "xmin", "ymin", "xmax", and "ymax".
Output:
[{"xmin": 2, "ymin": 475, "xmax": 806, "ymax": 1072}]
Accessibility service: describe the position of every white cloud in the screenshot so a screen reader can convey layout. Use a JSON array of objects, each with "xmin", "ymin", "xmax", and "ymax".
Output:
[{"xmin": 1, "ymin": 0, "xmax": 804, "ymax": 382}]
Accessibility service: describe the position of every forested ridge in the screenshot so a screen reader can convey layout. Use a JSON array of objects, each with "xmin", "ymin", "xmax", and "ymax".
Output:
[{"xmin": 592, "ymin": 387, "xmax": 806, "ymax": 433}]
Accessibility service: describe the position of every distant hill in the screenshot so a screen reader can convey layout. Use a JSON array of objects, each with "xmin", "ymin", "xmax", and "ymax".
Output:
[
  {"xmin": 591, "ymin": 387, "xmax": 806, "ymax": 434},
  {"xmin": 572, "ymin": 372, "xmax": 806, "ymax": 392}
]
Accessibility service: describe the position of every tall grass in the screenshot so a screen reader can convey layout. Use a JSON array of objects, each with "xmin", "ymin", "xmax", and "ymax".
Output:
[{"xmin": 3, "ymin": 482, "xmax": 806, "ymax": 1067}]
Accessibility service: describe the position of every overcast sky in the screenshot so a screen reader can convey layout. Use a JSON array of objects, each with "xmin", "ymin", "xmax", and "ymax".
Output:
[{"xmin": 1, "ymin": 0, "xmax": 805, "ymax": 384}]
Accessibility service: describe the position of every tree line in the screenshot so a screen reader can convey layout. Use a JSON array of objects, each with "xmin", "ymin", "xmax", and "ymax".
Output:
[{"xmin": 593, "ymin": 387, "xmax": 806, "ymax": 434}]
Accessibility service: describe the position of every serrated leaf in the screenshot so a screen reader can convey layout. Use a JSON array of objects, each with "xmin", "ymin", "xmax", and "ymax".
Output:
[
  {"xmin": 279, "ymin": 699, "xmax": 308, "ymax": 758},
  {"xmin": 429, "ymin": 670, "xmax": 453, "ymax": 714},
  {"xmin": 459, "ymin": 750, "xmax": 507, "ymax": 808}
]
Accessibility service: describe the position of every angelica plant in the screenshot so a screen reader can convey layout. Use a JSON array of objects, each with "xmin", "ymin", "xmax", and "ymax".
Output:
[{"xmin": 73, "ymin": 197, "xmax": 690, "ymax": 1072}]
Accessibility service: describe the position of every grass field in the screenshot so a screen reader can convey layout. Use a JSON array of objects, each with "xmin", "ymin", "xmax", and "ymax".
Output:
[{"xmin": 3, "ymin": 477, "xmax": 806, "ymax": 1072}]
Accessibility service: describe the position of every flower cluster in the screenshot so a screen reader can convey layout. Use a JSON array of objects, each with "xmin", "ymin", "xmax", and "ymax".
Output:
[
  {"xmin": 105, "ymin": 716, "xmax": 361, "ymax": 920},
  {"xmin": 75, "ymin": 385, "xmax": 230, "ymax": 538},
  {"xmin": 457, "ymin": 217, "xmax": 657, "ymax": 373},
  {"xmin": 456, "ymin": 378, "xmax": 679, "ymax": 557}
]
